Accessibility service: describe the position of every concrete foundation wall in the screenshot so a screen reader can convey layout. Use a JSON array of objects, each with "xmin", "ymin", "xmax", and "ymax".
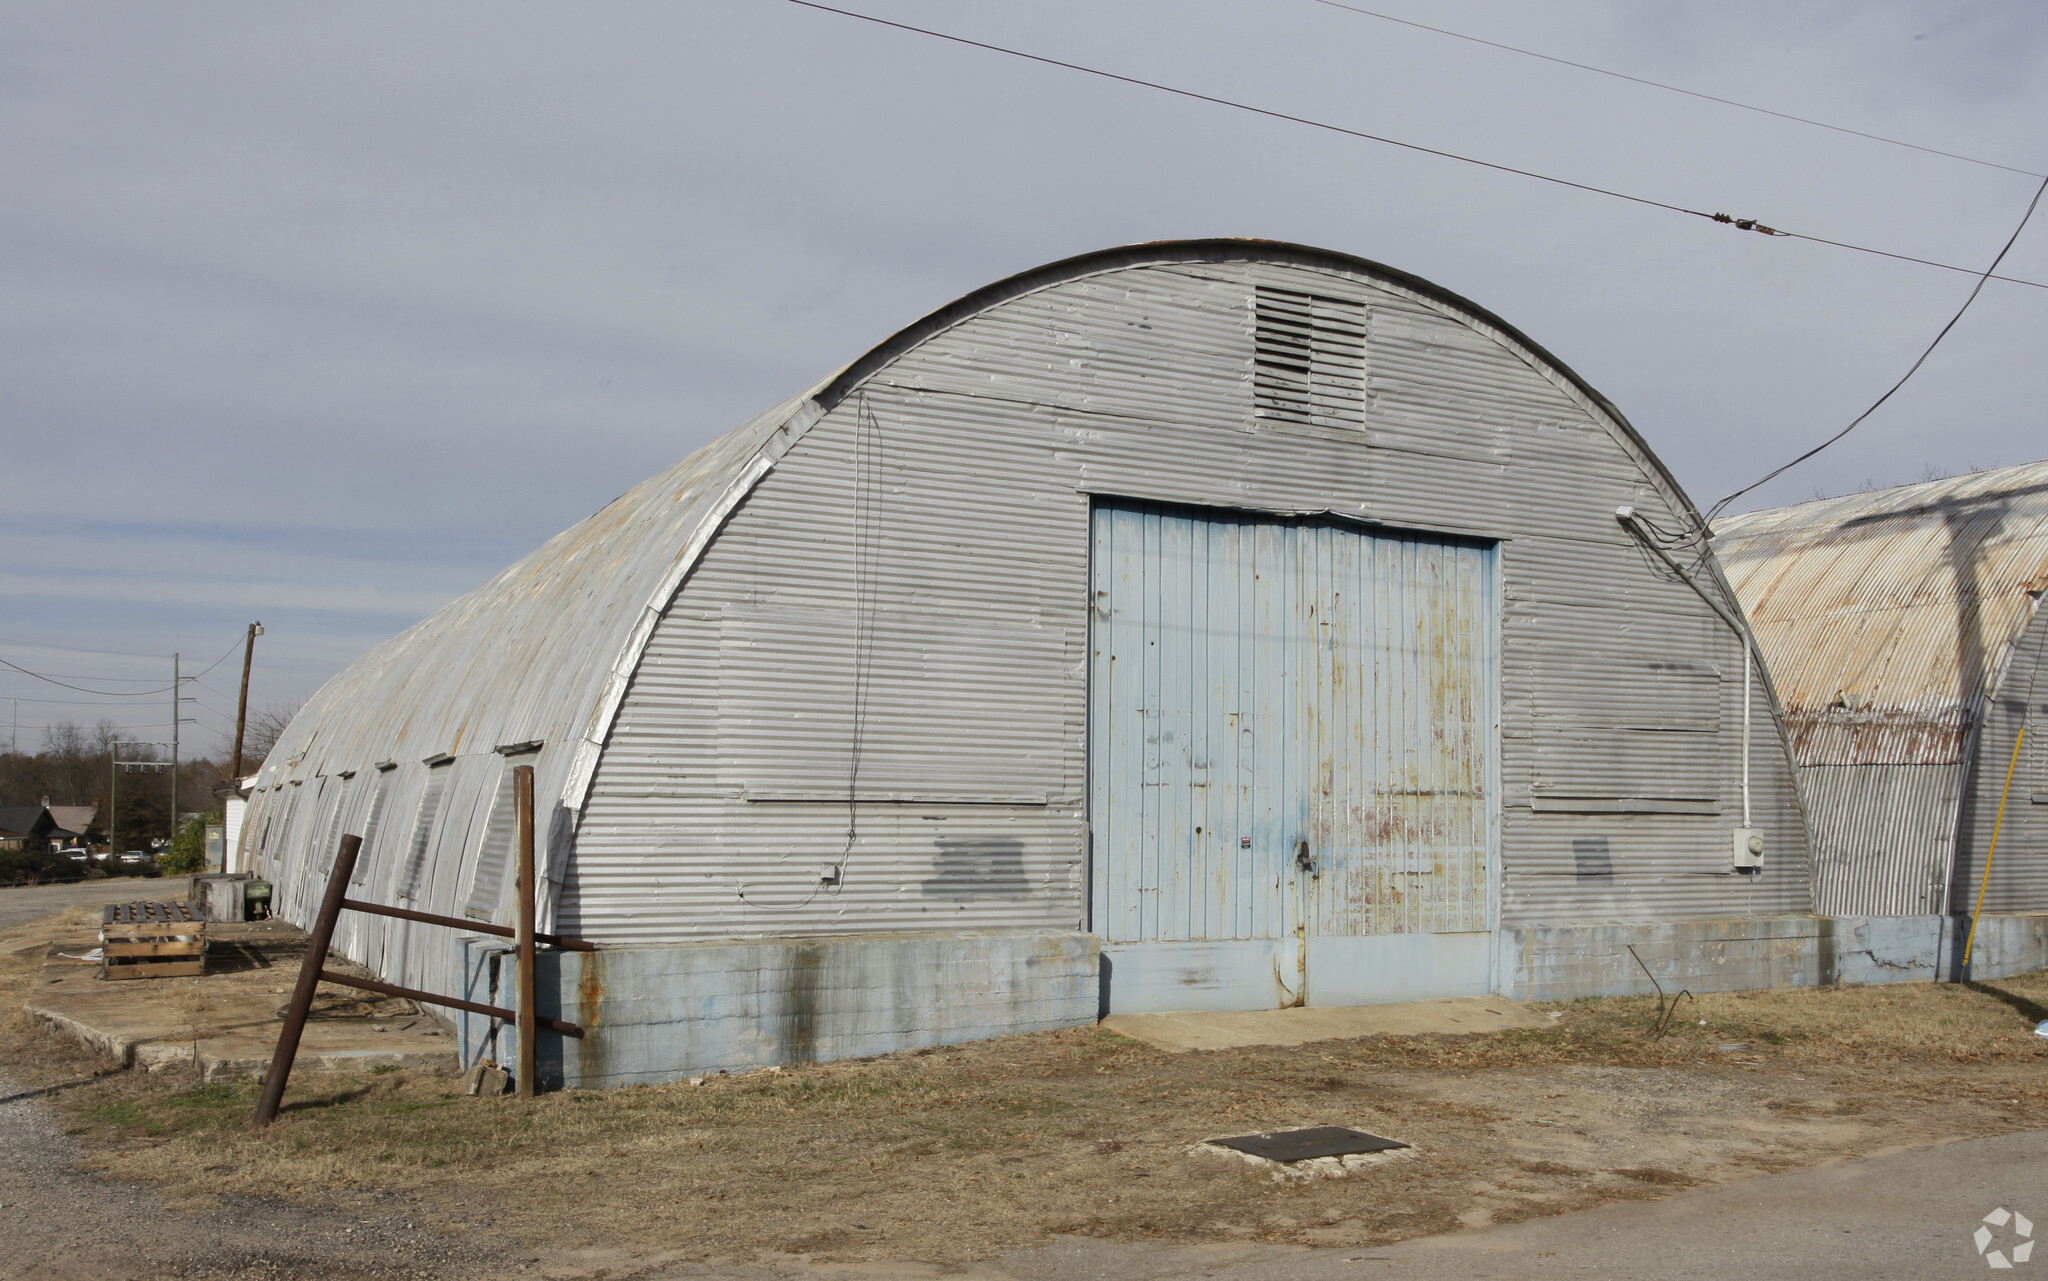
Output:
[
  {"xmin": 472, "ymin": 928, "xmax": 1100, "ymax": 1090},
  {"xmin": 1499, "ymin": 914, "xmax": 2048, "ymax": 1001},
  {"xmin": 455, "ymin": 916, "xmax": 2048, "ymax": 1091}
]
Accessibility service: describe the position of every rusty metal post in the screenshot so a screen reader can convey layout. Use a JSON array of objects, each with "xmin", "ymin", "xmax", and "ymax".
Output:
[
  {"xmin": 251, "ymin": 833, "xmax": 359, "ymax": 1128},
  {"xmin": 514, "ymin": 764, "xmax": 536, "ymax": 1099}
]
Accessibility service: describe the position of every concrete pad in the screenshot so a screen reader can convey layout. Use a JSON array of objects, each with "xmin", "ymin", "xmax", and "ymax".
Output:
[
  {"xmin": 23, "ymin": 919, "xmax": 457, "ymax": 1081},
  {"xmin": 1100, "ymin": 995, "xmax": 1550, "ymax": 1051}
]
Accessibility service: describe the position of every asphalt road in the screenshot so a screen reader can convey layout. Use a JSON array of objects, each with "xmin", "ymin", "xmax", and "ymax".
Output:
[{"xmin": 0, "ymin": 878, "xmax": 173, "ymax": 931}]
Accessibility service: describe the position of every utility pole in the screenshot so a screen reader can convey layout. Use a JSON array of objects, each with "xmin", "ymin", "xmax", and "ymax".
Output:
[
  {"xmin": 112, "ymin": 741, "xmax": 169, "ymax": 857},
  {"xmin": 171, "ymin": 652, "xmax": 180, "ymax": 842},
  {"xmin": 230, "ymin": 621, "xmax": 263, "ymax": 780}
]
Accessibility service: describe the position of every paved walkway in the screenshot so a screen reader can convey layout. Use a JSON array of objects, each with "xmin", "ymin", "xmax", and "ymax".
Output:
[{"xmin": 1101, "ymin": 997, "xmax": 1549, "ymax": 1051}]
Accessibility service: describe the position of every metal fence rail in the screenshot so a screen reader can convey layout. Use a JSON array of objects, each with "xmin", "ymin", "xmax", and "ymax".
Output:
[{"xmin": 251, "ymin": 765, "xmax": 583, "ymax": 1127}]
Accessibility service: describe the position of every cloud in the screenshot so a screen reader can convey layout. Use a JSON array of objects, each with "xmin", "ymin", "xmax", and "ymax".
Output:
[{"xmin": 2, "ymin": 0, "xmax": 2044, "ymax": 713}]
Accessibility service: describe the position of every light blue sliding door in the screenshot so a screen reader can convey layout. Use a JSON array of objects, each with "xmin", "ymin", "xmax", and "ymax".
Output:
[{"xmin": 1089, "ymin": 499, "xmax": 1496, "ymax": 1013}]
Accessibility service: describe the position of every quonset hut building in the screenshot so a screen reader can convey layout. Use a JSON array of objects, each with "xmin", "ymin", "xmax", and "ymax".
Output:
[
  {"xmin": 245, "ymin": 240, "xmax": 1815, "ymax": 1087},
  {"xmin": 1716, "ymin": 464, "xmax": 2048, "ymax": 977}
]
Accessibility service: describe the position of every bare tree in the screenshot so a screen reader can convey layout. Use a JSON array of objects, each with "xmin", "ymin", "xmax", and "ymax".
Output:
[{"xmin": 238, "ymin": 701, "xmax": 302, "ymax": 772}]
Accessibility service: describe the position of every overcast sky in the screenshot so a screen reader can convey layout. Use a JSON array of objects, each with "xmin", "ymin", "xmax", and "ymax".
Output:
[{"xmin": 3, "ymin": 0, "xmax": 2044, "ymax": 757}]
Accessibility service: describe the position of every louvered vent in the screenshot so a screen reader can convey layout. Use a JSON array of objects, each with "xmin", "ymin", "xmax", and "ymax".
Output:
[
  {"xmin": 1253, "ymin": 286, "xmax": 1366, "ymax": 427},
  {"xmin": 348, "ymin": 771, "xmax": 391, "ymax": 886},
  {"xmin": 396, "ymin": 760, "xmax": 451, "ymax": 902}
]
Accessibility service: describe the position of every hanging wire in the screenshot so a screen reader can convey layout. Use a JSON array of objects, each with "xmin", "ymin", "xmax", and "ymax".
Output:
[
  {"xmin": 838, "ymin": 390, "xmax": 888, "ymax": 890},
  {"xmin": 1705, "ymin": 174, "xmax": 2048, "ymax": 526},
  {"xmin": 1304, "ymin": 0, "xmax": 2042, "ymax": 180},
  {"xmin": 1, "ymin": 634, "xmax": 243, "ymax": 697},
  {"xmin": 0, "ymin": 658, "xmax": 180, "ymax": 697},
  {"xmin": 784, "ymin": 0, "xmax": 2048, "ymax": 291},
  {"xmin": 736, "ymin": 393, "xmax": 885, "ymax": 911}
]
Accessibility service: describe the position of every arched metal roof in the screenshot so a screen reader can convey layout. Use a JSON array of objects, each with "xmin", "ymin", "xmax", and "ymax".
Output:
[
  {"xmin": 249, "ymin": 385, "xmax": 825, "ymax": 806},
  {"xmin": 1714, "ymin": 463, "xmax": 2048, "ymax": 764},
  {"xmin": 817, "ymin": 238, "xmax": 1688, "ymax": 518},
  {"xmin": 253, "ymin": 237, "xmax": 1692, "ymax": 831}
]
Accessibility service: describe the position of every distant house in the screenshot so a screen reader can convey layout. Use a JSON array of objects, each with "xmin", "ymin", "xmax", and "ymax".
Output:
[
  {"xmin": 47, "ymin": 804, "xmax": 97, "ymax": 840},
  {"xmin": 0, "ymin": 805, "xmax": 70, "ymax": 853}
]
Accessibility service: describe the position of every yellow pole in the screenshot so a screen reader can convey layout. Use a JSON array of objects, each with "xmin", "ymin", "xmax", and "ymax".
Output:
[{"xmin": 1963, "ymin": 727, "xmax": 2028, "ymax": 979}]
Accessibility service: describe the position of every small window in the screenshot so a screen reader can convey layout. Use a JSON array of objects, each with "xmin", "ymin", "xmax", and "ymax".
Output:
[
  {"xmin": 396, "ymin": 761, "xmax": 453, "ymax": 902},
  {"xmin": 1253, "ymin": 286, "xmax": 1366, "ymax": 428}
]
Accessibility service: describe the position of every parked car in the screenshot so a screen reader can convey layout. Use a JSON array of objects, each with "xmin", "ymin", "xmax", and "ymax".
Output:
[
  {"xmin": 60, "ymin": 848, "xmax": 88, "ymax": 862},
  {"xmin": 90, "ymin": 848, "xmax": 113, "ymax": 862},
  {"xmin": 118, "ymin": 850, "xmax": 152, "ymax": 867}
]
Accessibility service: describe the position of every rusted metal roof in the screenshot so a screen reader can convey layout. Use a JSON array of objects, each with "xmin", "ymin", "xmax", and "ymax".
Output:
[{"xmin": 1714, "ymin": 463, "xmax": 2048, "ymax": 766}]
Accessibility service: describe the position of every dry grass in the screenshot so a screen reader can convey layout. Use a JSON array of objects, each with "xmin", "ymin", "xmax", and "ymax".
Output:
[
  {"xmin": 0, "ymin": 905, "xmax": 115, "ymax": 1087},
  {"xmin": 9, "ymin": 903, "xmax": 2048, "ymax": 1266},
  {"xmin": 1497, "ymin": 972, "xmax": 2048, "ymax": 1068}
]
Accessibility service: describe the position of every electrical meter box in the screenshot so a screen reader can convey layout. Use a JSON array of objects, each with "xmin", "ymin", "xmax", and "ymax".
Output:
[{"xmin": 1730, "ymin": 828, "xmax": 1765, "ymax": 875}]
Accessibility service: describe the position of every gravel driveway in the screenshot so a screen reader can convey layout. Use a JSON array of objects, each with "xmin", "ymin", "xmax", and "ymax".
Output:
[{"xmin": 0, "ymin": 1070, "xmax": 522, "ymax": 1281}]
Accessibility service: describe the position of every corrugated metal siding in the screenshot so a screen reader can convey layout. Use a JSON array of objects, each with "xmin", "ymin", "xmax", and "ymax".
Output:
[
  {"xmin": 1955, "ymin": 605, "xmax": 2048, "ymax": 913},
  {"xmin": 251, "ymin": 242, "xmax": 1813, "ymax": 999},
  {"xmin": 1800, "ymin": 762, "xmax": 1961, "ymax": 915},
  {"xmin": 1717, "ymin": 465, "xmax": 2048, "ymax": 914},
  {"xmin": 241, "ymin": 386, "xmax": 829, "ymax": 1000},
  {"xmin": 1088, "ymin": 500, "xmax": 1495, "ymax": 945},
  {"xmin": 566, "ymin": 255, "xmax": 1809, "ymax": 941}
]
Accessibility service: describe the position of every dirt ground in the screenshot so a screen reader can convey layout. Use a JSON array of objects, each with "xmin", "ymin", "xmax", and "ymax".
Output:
[{"xmin": 8, "ymin": 903, "xmax": 2048, "ymax": 1273}]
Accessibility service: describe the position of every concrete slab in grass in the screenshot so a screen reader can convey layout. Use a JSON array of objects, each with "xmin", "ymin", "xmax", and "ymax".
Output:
[
  {"xmin": 1101, "ymin": 996, "xmax": 1550, "ymax": 1052},
  {"xmin": 25, "ymin": 926, "xmax": 456, "ymax": 1082}
]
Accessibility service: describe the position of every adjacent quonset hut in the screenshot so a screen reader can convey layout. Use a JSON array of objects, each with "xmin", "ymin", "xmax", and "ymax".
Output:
[
  {"xmin": 1716, "ymin": 464, "xmax": 2048, "ymax": 975},
  {"xmin": 244, "ymin": 240, "xmax": 1813, "ymax": 1087}
]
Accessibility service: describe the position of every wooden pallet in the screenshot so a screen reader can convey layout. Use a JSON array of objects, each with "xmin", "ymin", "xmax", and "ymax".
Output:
[{"xmin": 101, "ymin": 901, "xmax": 206, "ymax": 980}]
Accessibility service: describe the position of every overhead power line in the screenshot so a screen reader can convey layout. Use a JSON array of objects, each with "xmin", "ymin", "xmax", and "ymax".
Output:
[
  {"xmin": 0, "ymin": 672, "xmax": 164, "ymax": 683},
  {"xmin": 783, "ymin": 1, "xmax": 2048, "ymax": 291},
  {"xmin": 0, "ymin": 634, "xmax": 244, "ymax": 697},
  {"xmin": 182, "ymin": 636, "xmax": 245, "ymax": 682},
  {"xmin": 0, "ymin": 658, "xmax": 178, "ymax": 697},
  {"xmin": 1306, "ymin": 0, "xmax": 2043, "ymax": 180},
  {"xmin": 0, "ymin": 634, "xmax": 175, "ymax": 660},
  {"xmin": 1705, "ymin": 173, "xmax": 2048, "ymax": 524}
]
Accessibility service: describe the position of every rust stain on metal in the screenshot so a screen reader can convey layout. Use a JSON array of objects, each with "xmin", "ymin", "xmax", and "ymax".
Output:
[
  {"xmin": 1716, "ymin": 464, "xmax": 2048, "ymax": 767},
  {"xmin": 575, "ymin": 949, "xmax": 606, "ymax": 1086}
]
